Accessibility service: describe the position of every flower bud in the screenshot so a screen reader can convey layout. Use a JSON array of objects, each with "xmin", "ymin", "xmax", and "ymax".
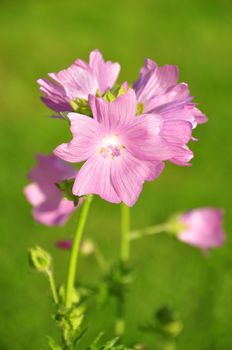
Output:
[
  {"xmin": 170, "ymin": 208, "xmax": 226, "ymax": 251},
  {"xmin": 80, "ymin": 238, "xmax": 95, "ymax": 255},
  {"xmin": 28, "ymin": 246, "xmax": 52, "ymax": 273},
  {"xmin": 156, "ymin": 306, "xmax": 183, "ymax": 338}
]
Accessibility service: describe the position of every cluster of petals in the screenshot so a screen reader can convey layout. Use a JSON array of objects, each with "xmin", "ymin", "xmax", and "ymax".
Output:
[
  {"xmin": 178, "ymin": 208, "xmax": 225, "ymax": 251},
  {"xmin": 54, "ymin": 89, "xmax": 195, "ymax": 207},
  {"xmin": 133, "ymin": 59, "xmax": 208, "ymax": 166},
  {"xmin": 24, "ymin": 154, "xmax": 78, "ymax": 226},
  {"xmin": 37, "ymin": 49, "xmax": 208, "ymax": 207},
  {"xmin": 37, "ymin": 49, "xmax": 120, "ymax": 114}
]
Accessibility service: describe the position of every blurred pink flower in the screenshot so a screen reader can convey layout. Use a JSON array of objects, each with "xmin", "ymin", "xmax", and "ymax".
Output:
[
  {"xmin": 24, "ymin": 154, "xmax": 79, "ymax": 226},
  {"xmin": 178, "ymin": 208, "xmax": 225, "ymax": 251},
  {"xmin": 37, "ymin": 49, "xmax": 120, "ymax": 113},
  {"xmin": 133, "ymin": 59, "xmax": 208, "ymax": 165},
  {"xmin": 56, "ymin": 239, "xmax": 73, "ymax": 250},
  {"xmin": 54, "ymin": 89, "xmax": 193, "ymax": 206}
]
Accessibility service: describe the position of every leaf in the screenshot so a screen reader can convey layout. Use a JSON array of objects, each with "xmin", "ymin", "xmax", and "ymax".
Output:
[
  {"xmin": 56, "ymin": 179, "xmax": 79, "ymax": 206},
  {"xmin": 47, "ymin": 336, "xmax": 62, "ymax": 350},
  {"xmin": 87, "ymin": 333, "xmax": 131, "ymax": 350}
]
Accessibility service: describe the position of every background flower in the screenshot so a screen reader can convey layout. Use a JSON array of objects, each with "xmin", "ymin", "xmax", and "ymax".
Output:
[
  {"xmin": 24, "ymin": 154, "xmax": 78, "ymax": 226},
  {"xmin": 133, "ymin": 59, "xmax": 208, "ymax": 166},
  {"xmin": 37, "ymin": 49, "xmax": 120, "ymax": 114},
  {"xmin": 178, "ymin": 208, "xmax": 225, "ymax": 251}
]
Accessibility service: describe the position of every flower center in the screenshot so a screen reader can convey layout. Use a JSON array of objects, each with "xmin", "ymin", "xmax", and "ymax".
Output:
[{"xmin": 98, "ymin": 135, "xmax": 124, "ymax": 158}]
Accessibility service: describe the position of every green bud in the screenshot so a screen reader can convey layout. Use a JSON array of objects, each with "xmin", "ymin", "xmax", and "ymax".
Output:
[
  {"xmin": 69, "ymin": 98, "xmax": 92, "ymax": 116},
  {"xmin": 103, "ymin": 90, "xmax": 116, "ymax": 102},
  {"xmin": 58, "ymin": 284, "xmax": 80, "ymax": 305},
  {"xmin": 28, "ymin": 246, "xmax": 52, "ymax": 273},
  {"xmin": 55, "ymin": 303, "xmax": 85, "ymax": 346},
  {"xmin": 69, "ymin": 100, "xmax": 79, "ymax": 111}
]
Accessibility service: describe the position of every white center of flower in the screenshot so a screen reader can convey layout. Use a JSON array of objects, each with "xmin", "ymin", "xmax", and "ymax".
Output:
[{"xmin": 98, "ymin": 134, "xmax": 124, "ymax": 158}]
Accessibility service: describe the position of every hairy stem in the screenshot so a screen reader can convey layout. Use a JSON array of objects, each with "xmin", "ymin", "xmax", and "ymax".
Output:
[
  {"xmin": 65, "ymin": 195, "xmax": 93, "ymax": 309},
  {"xmin": 115, "ymin": 203, "xmax": 130, "ymax": 337},
  {"xmin": 129, "ymin": 223, "xmax": 169, "ymax": 240},
  {"xmin": 47, "ymin": 270, "xmax": 58, "ymax": 305},
  {"xmin": 120, "ymin": 203, "xmax": 130, "ymax": 262}
]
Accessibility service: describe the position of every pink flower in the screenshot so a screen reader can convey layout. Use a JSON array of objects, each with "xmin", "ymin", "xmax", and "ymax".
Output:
[
  {"xmin": 178, "ymin": 208, "xmax": 225, "ymax": 251},
  {"xmin": 54, "ymin": 89, "xmax": 193, "ymax": 207},
  {"xmin": 133, "ymin": 59, "xmax": 208, "ymax": 166},
  {"xmin": 37, "ymin": 49, "xmax": 120, "ymax": 114},
  {"xmin": 24, "ymin": 154, "xmax": 78, "ymax": 226}
]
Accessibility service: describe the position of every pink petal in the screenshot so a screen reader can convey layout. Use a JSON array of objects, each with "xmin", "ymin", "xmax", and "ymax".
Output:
[
  {"xmin": 49, "ymin": 64, "xmax": 98, "ymax": 100},
  {"xmin": 144, "ymin": 161, "xmax": 165, "ymax": 181},
  {"xmin": 145, "ymin": 83, "xmax": 191, "ymax": 114},
  {"xmin": 54, "ymin": 114, "xmax": 100, "ymax": 163},
  {"xmin": 24, "ymin": 183, "xmax": 46, "ymax": 206},
  {"xmin": 123, "ymin": 114, "xmax": 174, "ymax": 161},
  {"xmin": 73, "ymin": 155, "xmax": 121, "ymax": 204},
  {"xmin": 134, "ymin": 59, "xmax": 179, "ymax": 102},
  {"xmin": 56, "ymin": 239, "xmax": 73, "ymax": 250},
  {"xmin": 89, "ymin": 89, "xmax": 137, "ymax": 131},
  {"xmin": 179, "ymin": 208, "xmax": 225, "ymax": 249},
  {"xmin": 192, "ymin": 107, "xmax": 208, "ymax": 124},
  {"xmin": 111, "ymin": 151, "xmax": 156, "ymax": 207},
  {"xmin": 160, "ymin": 120, "xmax": 192, "ymax": 145},
  {"xmin": 169, "ymin": 145, "xmax": 193, "ymax": 166},
  {"xmin": 89, "ymin": 49, "xmax": 120, "ymax": 94},
  {"xmin": 33, "ymin": 198, "xmax": 75, "ymax": 226}
]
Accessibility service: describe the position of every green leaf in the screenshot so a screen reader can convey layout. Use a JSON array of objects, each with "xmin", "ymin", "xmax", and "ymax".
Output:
[
  {"xmin": 88, "ymin": 333, "xmax": 131, "ymax": 350},
  {"xmin": 56, "ymin": 178, "xmax": 79, "ymax": 206},
  {"xmin": 47, "ymin": 336, "xmax": 62, "ymax": 350},
  {"xmin": 69, "ymin": 98, "xmax": 92, "ymax": 117}
]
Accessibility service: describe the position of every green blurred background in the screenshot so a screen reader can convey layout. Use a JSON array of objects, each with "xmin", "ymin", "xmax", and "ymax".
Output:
[{"xmin": 0, "ymin": 0, "xmax": 232, "ymax": 349}]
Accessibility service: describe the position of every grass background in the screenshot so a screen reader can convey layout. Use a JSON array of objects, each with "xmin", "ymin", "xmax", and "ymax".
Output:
[{"xmin": 0, "ymin": 0, "xmax": 232, "ymax": 349}]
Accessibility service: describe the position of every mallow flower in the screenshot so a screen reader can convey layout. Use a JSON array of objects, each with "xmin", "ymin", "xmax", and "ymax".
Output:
[
  {"xmin": 177, "ymin": 208, "xmax": 225, "ymax": 251},
  {"xmin": 37, "ymin": 49, "xmax": 120, "ymax": 115},
  {"xmin": 54, "ymin": 89, "xmax": 193, "ymax": 207},
  {"xmin": 133, "ymin": 59, "xmax": 208, "ymax": 165},
  {"xmin": 24, "ymin": 154, "xmax": 79, "ymax": 226}
]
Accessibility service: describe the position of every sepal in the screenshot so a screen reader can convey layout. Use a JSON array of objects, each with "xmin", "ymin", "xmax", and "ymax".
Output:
[{"xmin": 56, "ymin": 178, "xmax": 79, "ymax": 206}]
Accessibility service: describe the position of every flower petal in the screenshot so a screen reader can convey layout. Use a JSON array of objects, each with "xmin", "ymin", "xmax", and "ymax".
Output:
[
  {"xmin": 160, "ymin": 120, "xmax": 192, "ymax": 145},
  {"xmin": 134, "ymin": 59, "xmax": 179, "ymax": 103},
  {"xmin": 33, "ymin": 198, "xmax": 75, "ymax": 226},
  {"xmin": 111, "ymin": 151, "xmax": 155, "ymax": 207},
  {"xmin": 73, "ymin": 155, "xmax": 121, "ymax": 204},
  {"xmin": 24, "ymin": 183, "xmax": 46, "ymax": 206},
  {"xmin": 123, "ymin": 114, "xmax": 174, "ymax": 161},
  {"xmin": 89, "ymin": 89, "xmax": 137, "ymax": 130},
  {"xmin": 89, "ymin": 49, "xmax": 120, "ymax": 94},
  {"xmin": 54, "ymin": 114, "xmax": 100, "ymax": 162}
]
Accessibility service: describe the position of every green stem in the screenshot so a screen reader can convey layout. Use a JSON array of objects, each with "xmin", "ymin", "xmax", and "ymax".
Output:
[
  {"xmin": 47, "ymin": 270, "xmax": 58, "ymax": 304},
  {"xmin": 115, "ymin": 203, "xmax": 130, "ymax": 337},
  {"xmin": 129, "ymin": 223, "xmax": 169, "ymax": 240},
  {"xmin": 65, "ymin": 195, "xmax": 93, "ymax": 309},
  {"xmin": 120, "ymin": 203, "xmax": 130, "ymax": 262}
]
